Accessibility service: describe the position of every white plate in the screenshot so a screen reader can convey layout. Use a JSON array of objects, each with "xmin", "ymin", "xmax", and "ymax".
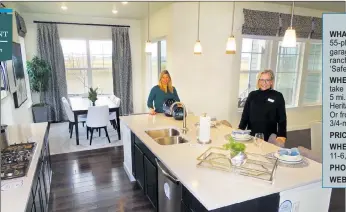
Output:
[
  {"xmin": 225, "ymin": 134, "xmax": 252, "ymax": 141},
  {"xmin": 274, "ymin": 152, "xmax": 303, "ymax": 163},
  {"xmin": 232, "ymin": 136, "xmax": 252, "ymax": 141}
]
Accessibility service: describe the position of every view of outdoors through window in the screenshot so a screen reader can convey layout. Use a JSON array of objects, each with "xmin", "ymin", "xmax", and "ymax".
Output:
[
  {"xmin": 238, "ymin": 38, "xmax": 322, "ymax": 108},
  {"xmin": 61, "ymin": 39, "xmax": 113, "ymax": 95},
  {"xmin": 150, "ymin": 39, "xmax": 167, "ymax": 87}
]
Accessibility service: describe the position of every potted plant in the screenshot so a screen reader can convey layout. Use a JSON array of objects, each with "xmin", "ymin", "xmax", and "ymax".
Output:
[
  {"xmin": 223, "ymin": 136, "xmax": 247, "ymax": 166},
  {"xmin": 27, "ymin": 56, "xmax": 51, "ymax": 123},
  {"xmin": 88, "ymin": 87, "xmax": 98, "ymax": 106}
]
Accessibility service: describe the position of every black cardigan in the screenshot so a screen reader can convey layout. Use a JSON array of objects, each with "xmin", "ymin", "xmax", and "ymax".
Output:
[{"xmin": 238, "ymin": 89, "xmax": 287, "ymax": 141}]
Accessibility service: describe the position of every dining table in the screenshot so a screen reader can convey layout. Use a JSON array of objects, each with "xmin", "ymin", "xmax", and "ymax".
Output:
[{"xmin": 69, "ymin": 96, "xmax": 121, "ymax": 145}]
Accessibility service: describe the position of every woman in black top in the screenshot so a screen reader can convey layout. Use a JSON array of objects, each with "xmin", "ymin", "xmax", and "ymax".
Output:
[{"xmin": 238, "ymin": 69, "xmax": 287, "ymax": 145}]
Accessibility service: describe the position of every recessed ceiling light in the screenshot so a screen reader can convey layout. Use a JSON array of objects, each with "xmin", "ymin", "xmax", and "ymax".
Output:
[
  {"xmin": 122, "ymin": 2, "xmax": 128, "ymax": 5},
  {"xmin": 112, "ymin": 9, "xmax": 118, "ymax": 14}
]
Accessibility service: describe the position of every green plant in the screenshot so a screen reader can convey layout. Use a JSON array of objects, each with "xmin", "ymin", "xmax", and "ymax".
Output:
[
  {"xmin": 223, "ymin": 136, "xmax": 246, "ymax": 156},
  {"xmin": 88, "ymin": 87, "xmax": 98, "ymax": 104},
  {"xmin": 27, "ymin": 56, "xmax": 51, "ymax": 107}
]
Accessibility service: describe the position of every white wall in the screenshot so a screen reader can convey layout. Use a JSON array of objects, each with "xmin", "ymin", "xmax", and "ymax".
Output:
[
  {"xmin": 146, "ymin": 2, "xmax": 328, "ymax": 131},
  {"xmin": 22, "ymin": 12, "xmax": 144, "ymax": 113},
  {"xmin": 141, "ymin": 5, "xmax": 173, "ymax": 112},
  {"xmin": 1, "ymin": 5, "xmax": 33, "ymax": 125}
]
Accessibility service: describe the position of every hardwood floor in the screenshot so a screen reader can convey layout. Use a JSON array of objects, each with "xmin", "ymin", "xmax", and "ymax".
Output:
[
  {"xmin": 48, "ymin": 130, "xmax": 344, "ymax": 212},
  {"xmin": 48, "ymin": 147, "xmax": 154, "ymax": 212}
]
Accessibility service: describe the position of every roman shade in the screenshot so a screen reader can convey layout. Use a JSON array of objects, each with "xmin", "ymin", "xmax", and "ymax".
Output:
[
  {"xmin": 310, "ymin": 17, "xmax": 322, "ymax": 40},
  {"xmin": 242, "ymin": 9, "xmax": 280, "ymax": 37},
  {"xmin": 242, "ymin": 9, "xmax": 322, "ymax": 40},
  {"xmin": 15, "ymin": 11, "xmax": 27, "ymax": 37},
  {"xmin": 278, "ymin": 13, "xmax": 313, "ymax": 38}
]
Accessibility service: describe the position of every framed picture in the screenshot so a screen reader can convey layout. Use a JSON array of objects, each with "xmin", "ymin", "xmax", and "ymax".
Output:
[{"xmin": 12, "ymin": 42, "xmax": 27, "ymax": 108}]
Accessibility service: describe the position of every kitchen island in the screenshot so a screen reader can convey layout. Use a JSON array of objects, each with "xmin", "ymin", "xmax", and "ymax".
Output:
[
  {"xmin": 120, "ymin": 114, "xmax": 332, "ymax": 212},
  {"xmin": 1, "ymin": 122, "xmax": 52, "ymax": 212}
]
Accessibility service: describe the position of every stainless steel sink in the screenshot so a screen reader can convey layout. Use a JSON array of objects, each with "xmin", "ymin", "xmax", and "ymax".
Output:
[
  {"xmin": 145, "ymin": 128, "xmax": 180, "ymax": 139},
  {"xmin": 155, "ymin": 136, "xmax": 188, "ymax": 145}
]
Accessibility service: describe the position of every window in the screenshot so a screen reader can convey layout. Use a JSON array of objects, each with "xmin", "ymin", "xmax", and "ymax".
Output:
[
  {"xmin": 275, "ymin": 42, "xmax": 302, "ymax": 106},
  {"xmin": 302, "ymin": 43, "xmax": 322, "ymax": 104},
  {"xmin": 238, "ymin": 37, "xmax": 311, "ymax": 109},
  {"xmin": 238, "ymin": 38, "xmax": 271, "ymax": 107},
  {"xmin": 61, "ymin": 39, "xmax": 113, "ymax": 95},
  {"xmin": 150, "ymin": 39, "xmax": 167, "ymax": 87}
]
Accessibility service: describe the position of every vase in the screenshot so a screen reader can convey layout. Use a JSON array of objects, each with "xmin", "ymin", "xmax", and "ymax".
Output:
[
  {"xmin": 229, "ymin": 151, "xmax": 247, "ymax": 167},
  {"xmin": 92, "ymin": 102, "xmax": 95, "ymax": 106}
]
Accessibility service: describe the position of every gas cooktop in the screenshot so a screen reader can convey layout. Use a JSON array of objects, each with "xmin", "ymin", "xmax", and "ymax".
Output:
[{"xmin": 1, "ymin": 142, "xmax": 36, "ymax": 180}]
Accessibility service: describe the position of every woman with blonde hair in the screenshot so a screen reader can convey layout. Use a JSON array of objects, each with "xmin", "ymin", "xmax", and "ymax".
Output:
[
  {"xmin": 147, "ymin": 70, "xmax": 180, "ymax": 115},
  {"xmin": 238, "ymin": 69, "xmax": 287, "ymax": 145}
]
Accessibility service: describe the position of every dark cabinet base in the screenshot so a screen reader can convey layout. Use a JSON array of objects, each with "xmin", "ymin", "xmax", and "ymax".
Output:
[
  {"xmin": 130, "ymin": 131, "xmax": 280, "ymax": 212},
  {"xmin": 26, "ymin": 123, "xmax": 52, "ymax": 212}
]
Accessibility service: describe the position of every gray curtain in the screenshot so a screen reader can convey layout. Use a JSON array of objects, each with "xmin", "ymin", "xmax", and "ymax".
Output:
[
  {"xmin": 111, "ymin": 27, "xmax": 133, "ymax": 115},
  {"xmin": 37, "ymin": 23, "xmax": 68, "ymax": 122}
]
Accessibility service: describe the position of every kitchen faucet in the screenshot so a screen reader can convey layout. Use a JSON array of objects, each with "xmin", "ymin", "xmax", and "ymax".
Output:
[{"xmin": 170, "ymin": 102, "xmax": 188, "ymax": 133}]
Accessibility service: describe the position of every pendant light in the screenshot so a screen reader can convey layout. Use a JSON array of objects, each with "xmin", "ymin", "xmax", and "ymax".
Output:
[
  {"xmin": 194, "ymin": 2, "xmax": 202, "ymax": 55},
  {"xmin": 145, "ymin": 2, "xmax": 152, "ymax": 53},
  {"xmin": 226, "ymin": 1, "xmax": 236, "ymax": 54},
  {"xmin": 282, "ymin": 1, "xmax": 296, "ymax": 47}
]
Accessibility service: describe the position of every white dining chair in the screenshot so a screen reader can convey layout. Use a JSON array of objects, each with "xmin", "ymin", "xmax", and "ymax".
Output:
[
  {"xmin": 109, "ymin": 95, "xmax": 121, "ymax": 130},
  {"xmin": 86, "ymin": 105, "xmax": 111, "ymax": 145},
  {"xmin": 62, "ymin": 97, "xmax": 87, "ymax": 138}
]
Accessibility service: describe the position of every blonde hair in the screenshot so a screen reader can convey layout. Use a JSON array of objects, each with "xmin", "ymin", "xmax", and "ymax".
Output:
[
  {"xmin": 158, "ymin": 70, "xmax": 174, "ymax": 93},
  {"xmin": 256, "ymin": 69, "xmax": 275, "ymax": 89}
]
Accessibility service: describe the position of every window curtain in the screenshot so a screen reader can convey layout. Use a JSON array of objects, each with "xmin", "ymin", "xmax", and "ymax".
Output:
[
  {"xmin": 37, "ymin": 23, "xmax": 68, "ymax": 122},
  {"xmin": 242, "ymin": 9, "xmax": 322, "ymax": 40},
  {"xmin": 111, "ymin": 27, "xmax": 133, "ymax": 116}
]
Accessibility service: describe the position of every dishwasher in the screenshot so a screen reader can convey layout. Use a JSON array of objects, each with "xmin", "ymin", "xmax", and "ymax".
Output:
[{"xmin": 156, "ymin": 158, "xmax": 182, "ymax": 212}]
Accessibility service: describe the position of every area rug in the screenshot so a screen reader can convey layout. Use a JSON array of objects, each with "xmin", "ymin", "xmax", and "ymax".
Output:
[{"xmin": 48, "ymin": 122, "xmax": 122, "ymax": 155}]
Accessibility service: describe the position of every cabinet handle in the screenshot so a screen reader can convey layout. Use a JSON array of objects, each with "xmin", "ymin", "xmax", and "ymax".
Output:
[{"xmin": 155, "ymin": 158, "xmax": 179, "ymax": 184}]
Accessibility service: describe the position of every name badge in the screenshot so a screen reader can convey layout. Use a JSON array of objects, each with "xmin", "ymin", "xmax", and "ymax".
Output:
[{"xmin": 268, "ymin": 98, "xmax": 274, "ymax": 103}]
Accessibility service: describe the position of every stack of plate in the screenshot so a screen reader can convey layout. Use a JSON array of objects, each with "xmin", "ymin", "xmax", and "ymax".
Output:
[
  {"xmin": 274, "ymin": 148, "xmax": 303, "ymax": 164},
  {"xmin": 230, "ymin": 130, "xmax": 252, "ymax": 141}
]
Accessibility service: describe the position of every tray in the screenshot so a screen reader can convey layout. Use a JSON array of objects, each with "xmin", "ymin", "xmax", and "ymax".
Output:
[{"xmin": 196, "ymin": 147, "xmax": 279, "ymax": 183}]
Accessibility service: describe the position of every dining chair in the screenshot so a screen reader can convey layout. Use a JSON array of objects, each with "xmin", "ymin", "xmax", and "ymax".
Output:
[
  {"xmin": 62, "ymin": 98, "xmax": 87, "ymax": 138},
  {"xmin": 86, "ymin": 105, "xmax": 111, "ymax": 145},
  {"xmin": 62, "ymin": 96, "xmax": 87, "ymax": 127},
  {"xmin": 109, "ymin": 95, "xmax": 121, "ymax": 130}
]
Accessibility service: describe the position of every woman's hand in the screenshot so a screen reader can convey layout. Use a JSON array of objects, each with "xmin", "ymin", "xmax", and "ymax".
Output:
[
  {"xmin": 276, "ymin": 137, "xmax": 286, "ymax": 145},
  {"xmin": 149, "ymin": 108, "xmax": 156, "ymax": 115}
]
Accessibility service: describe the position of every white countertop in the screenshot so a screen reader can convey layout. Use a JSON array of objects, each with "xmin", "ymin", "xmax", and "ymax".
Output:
[
  {"xmin": 120, "ymin": 114, "xmax": 322, "ymax": 210},
  {"xmin": 1, "ymin": 122, "xmax": 48, "ymax": 212}
]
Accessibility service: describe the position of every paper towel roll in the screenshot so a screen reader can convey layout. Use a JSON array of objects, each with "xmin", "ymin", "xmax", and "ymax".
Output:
[{"xmin": 199, "ymin": 115, "xmax": 211, "ymax": 142}]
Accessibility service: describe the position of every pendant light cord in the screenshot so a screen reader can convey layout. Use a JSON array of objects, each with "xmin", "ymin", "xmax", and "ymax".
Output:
[
  {"xmin": 290, "ymin": 1, "xmax": 294, "ymax": 27},
  {"xmin": 231, "ymin": 1, "xmax": 235, "ymax": 35},
  {"xmin": 147, "ymin": 2, "xmax": 150, "ymax": 40},
  {"xmin": 197, "ymin": 2, "xmax": 200, "ymax": 40}
]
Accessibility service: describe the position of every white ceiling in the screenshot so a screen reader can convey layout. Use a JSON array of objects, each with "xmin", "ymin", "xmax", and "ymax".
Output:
[
  {"xmin": 8, "ymin": 1, "xmax": 345, "ymax": 20},
  {"xmin": 11, "ymin": 2, "xmax": 171, "ymax": 20}
]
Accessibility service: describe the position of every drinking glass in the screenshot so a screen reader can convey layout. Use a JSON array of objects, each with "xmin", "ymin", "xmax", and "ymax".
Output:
[{"xmin": 254, "ymin": 133, "xmax": 264, "ymax": 148}]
